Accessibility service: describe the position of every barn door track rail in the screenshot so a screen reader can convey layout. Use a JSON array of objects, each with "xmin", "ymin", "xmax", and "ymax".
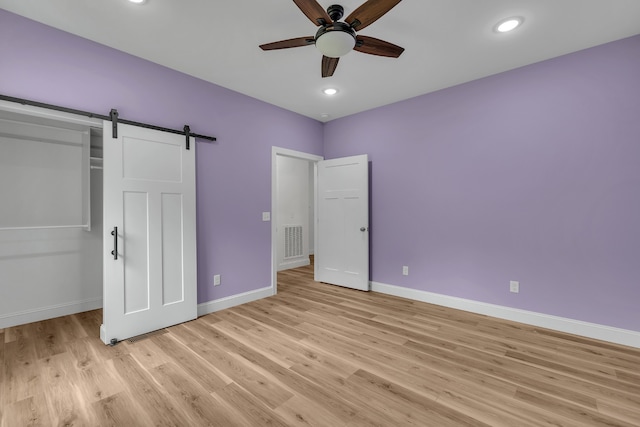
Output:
[{"xmin": 1, "ymin": 94, "xmax": 216, "ymax": 150}]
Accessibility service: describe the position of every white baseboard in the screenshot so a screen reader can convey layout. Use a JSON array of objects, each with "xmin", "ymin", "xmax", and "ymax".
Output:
[
  {"xmin": 277, "ymin": 257, "xmax": 310, "ymax": 272},
  {"xmin": 371, "ymin": 281, "xmax": 640, "ymax": 349},
  {"xmin": 197, "ymin": 286, "xmax": 274, "ymax": 317},
  {"xmin": 0, "ymin": 297, "xmax": 103, "ymax": 329}
]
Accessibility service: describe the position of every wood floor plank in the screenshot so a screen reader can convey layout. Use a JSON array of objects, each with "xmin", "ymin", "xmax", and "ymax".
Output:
[
  {"xmin": 177, "ymin": 323, "xmax": 296, "ymax": 410},
  {"xmin": 73, "ymin": 309, "xmax": 103, "ymax": 338},
  {"xmin": 515, "ymin": 387, "xmax": 638, "ymax": 427},
  {"xmin": 2, "ymin": 323, "xmax": 31, "ymax": 344},
  {"xmin": 127, "ymin": 336, "xmax": 176, "ymax": 370},
  {"xmin": 504, "ymin": 349, "xmax": 640, "ymax": 395},
  {"xmin": 202, "ymin": 327, "xmax": 364, "ymax": 424},
  {"xmin": 275, "ymin": 359, "xmax": 406, "ymax": 426},
  {"xmin": 151, "ymin": 332, "xmax": 229, "ymax": 393},
  {"xmin": 0, "ymin": 393, "xmax": 51, "ymax": 427},
  {"xmin": 350, "ymin": 369, "xmax": 492, "ymax": 427},
  {"xmin": 41, "ymin": 351, "xmax": 98, "ymax": 426},
  {"xmin": 3, "ymin": 261, "xmax": 640, "ymax": 426},
  {"xmin": 232, "ymin": 305, "xmax": 309, "ymax": 340},
  {"xmin": 150, "ymin": 362, "xmax": 240, "ymax": 427},
  {"xmin": 201, "ymin": 308, "xmax": 261, "ymax": 330},
  {"xmin": 66, "ymin": 337, "xmax": 126, "ymax": 403},
  {"xmin": 110, "ymin": 353, "xmax": 187, "ymax": 426},
  {"xmin": 32, "ymin": 320, "xmax": 66, "ymax": 360},
  {"xmin": 307, "ymin": 308, "xmax": 411, "ymax": 346},
  {"xmin": 597, "ymin": 399, "xmax": 640, "ymax": 426},
  {"xmin": 274, "ymin": 395, "xmax": 349, "ymax": 427},
  {"xmin": 212, "ymin": 319, "xmax": 301, "ymax": 369},
  {"xmin": 405, "ymin": 339, "xmax": 603, "ymax": 411},
  {"xmin": 616, "ymin": 368, "xmax": 640, "ymax": 385},
  {"xmin": 2, "ymin": 333, "xmax": 40, "ymax": 405},
  {"xmin": 437, "ymin": 387, "xmax": 583, "ymax": 427},
  {"xmin": 92, "ymin": 391, "xmax": 155, "ymax": 427},
  {"xmin": 214, "ymin": 382, "xmax": 291, "ymax": 427}
]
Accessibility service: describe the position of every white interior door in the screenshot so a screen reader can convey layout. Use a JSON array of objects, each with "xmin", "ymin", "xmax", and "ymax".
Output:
[
  {"xmin": 101, "ymin": 121, "xmax": 197, "ymax": 344},
  {"xmin": 315, "ymin": 154, "xmax": 369, "ymax": 291}
]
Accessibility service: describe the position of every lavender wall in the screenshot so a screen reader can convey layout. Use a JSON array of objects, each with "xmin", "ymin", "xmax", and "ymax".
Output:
[
  {"xmin": 0, "ymin": 10, "xmax": 323, "ymax": 303},
  {"xmin": 325, "ymin": 35, "xmax": 640, "ymax": 331}
]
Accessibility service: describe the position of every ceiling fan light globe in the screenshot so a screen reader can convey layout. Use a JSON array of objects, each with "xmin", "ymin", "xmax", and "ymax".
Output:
[{"xmin": 315, "ymin": 24, "xmax": 356, "ymax": 58}]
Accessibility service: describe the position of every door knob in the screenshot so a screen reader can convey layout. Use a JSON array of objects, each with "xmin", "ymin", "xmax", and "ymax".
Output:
[{"xmin": 360, "ymin": 227, "xmax": 367, "ymax": 232}]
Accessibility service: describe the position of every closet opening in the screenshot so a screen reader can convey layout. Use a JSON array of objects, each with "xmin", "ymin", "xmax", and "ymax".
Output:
[{"xmin": 0, "ymin": 101, "xmax": 104, "ymax": 329}]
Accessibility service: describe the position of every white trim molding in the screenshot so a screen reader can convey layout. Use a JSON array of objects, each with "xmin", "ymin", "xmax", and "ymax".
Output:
[
  {"xmin": 278, "ymin": 257, "xmax": 311, "ymax": 272},
  {"xmin": 197, "ymin": 286, "xmax": 274, "ymax": 317},
  {"xmin": 371, "ymin": 281, "xmax": 640, "ymax": 349},
  {"xmin": 0, "ymin": 297, "xmax": 103, "ymax": 329}
]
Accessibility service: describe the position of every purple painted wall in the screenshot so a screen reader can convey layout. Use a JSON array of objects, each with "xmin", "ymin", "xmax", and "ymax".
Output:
[
  {"xmin": 0, "ymin": 10, "xmax": 323, "ymax": 303},
  {"xmin": 324, "ymin": 35, "xmax": 640, "ymax": 331}
]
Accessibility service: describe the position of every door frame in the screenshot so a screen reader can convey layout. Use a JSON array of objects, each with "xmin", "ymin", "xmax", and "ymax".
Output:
[{"xmin": 271, "ymin": 147, "xmax": 323, "ymax": 294}]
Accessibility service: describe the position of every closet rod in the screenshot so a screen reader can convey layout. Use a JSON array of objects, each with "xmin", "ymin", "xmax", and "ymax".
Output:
[
  {"xmin": 0, "ymin": 225, "xmax": 89, "ymax": 231},
  {"xmin": 0, "ymin": 94, "xmax": 217, "ymax": 142}
]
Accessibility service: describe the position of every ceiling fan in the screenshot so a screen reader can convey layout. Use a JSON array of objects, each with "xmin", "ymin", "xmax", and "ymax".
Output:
[{"xmin": 259, "ymin": 0, "xmax": 405, "ymax": 78}]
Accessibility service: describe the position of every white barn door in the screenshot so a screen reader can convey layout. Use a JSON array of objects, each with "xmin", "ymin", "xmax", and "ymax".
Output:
[
  {"xmin": 101, "ymin": 121, "xmax": 197, "ymax": 344},
  {"xmin": 315, "ymin": 154, "xmax": 369, "ymax": 291}
]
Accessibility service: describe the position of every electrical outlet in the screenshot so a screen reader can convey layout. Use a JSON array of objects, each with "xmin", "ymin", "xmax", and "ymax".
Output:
[
  {"xmin": 262, "ymin": 212, "xmax": 271, "ymax": 221},
  {"xmin": 214, "ymin": 274, "xmax": 221, "ymax": 286},
  {"xmin": 509, "ymin": 280, "xmax": 519, "ymax": 293},
  {"xmin": 402, "ymin": 266, "xmax": 409, "ymax": 276}
]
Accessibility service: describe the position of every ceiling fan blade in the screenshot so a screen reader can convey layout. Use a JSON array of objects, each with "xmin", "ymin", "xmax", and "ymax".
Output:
[
  {"xmin": 321, "ymin": 56, "xmax": 339, "ymax": 78},
  {"xmin": 293, "ymin": 0, "xmax": 332, "ymax": 26},
  {"xmin": 354, "ymin": 35, "xmax": 404, "ymax": 58},
  {"xmin": 260, "ymin": 37, "xmax": 315, "ymax": 51},
  {"xmin": 345, "ymin": 0, "xmax": 402, "ymax": 31}
]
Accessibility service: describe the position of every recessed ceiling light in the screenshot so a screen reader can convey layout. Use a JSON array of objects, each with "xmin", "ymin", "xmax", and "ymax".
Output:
[
  {"xmin": 320, "ymin": 113, "xmax": 331, "ymax": 119},
  {"xmin": 323, "ymin": 88, "xmax": 338, "ymax": 96},
  {"xmin": 495, "ymin": 17, "xmax": 523, "ymax": 33},
  {"xmin": 128, "ymin": 0, "xmax": 147, "ymax": 4}
]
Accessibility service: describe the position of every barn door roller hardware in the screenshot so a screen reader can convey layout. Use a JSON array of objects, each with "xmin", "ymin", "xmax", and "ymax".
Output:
[
  {"xmin": 108, "ymin": 109, "xmax": 212, "ymax": 150},
  {"xmin": 110, "ymin": 109, "xmax": 119, "ymax": 138},
  {"xmin": 184, "ymin": 125, "xmax": 191, "ymax": 150}
]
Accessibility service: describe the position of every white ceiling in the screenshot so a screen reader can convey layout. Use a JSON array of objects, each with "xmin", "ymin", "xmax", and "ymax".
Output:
[{"xmin": 2, "ymin": 1, "xmax": 640, "ymax": 122}]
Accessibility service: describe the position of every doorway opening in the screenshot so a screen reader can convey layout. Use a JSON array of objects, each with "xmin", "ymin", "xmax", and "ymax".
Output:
[{"xmin": 271, "ymin": 147, "xmax": 323, "ymax": 295}]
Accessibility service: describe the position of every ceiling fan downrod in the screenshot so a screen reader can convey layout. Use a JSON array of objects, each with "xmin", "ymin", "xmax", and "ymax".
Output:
[{"xmin": 327, "ymin": 4, "xmax": 344, "ymax": 22}]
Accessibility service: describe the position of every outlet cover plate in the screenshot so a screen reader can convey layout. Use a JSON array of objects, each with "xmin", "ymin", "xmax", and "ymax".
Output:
[{"xmin": 509, "ymin": 280, "xmax": 519, "ymax": 293}]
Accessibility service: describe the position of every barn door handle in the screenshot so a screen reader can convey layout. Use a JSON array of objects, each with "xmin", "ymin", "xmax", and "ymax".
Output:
[{"xmin": 111, "ymin": 227, "xmax": 118, "ymax": 260}]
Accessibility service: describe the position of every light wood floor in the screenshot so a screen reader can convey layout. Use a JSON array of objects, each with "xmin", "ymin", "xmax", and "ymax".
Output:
[{"xmin": 2, "ymin": 264, "xmax": 640, "ymax": 426}]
